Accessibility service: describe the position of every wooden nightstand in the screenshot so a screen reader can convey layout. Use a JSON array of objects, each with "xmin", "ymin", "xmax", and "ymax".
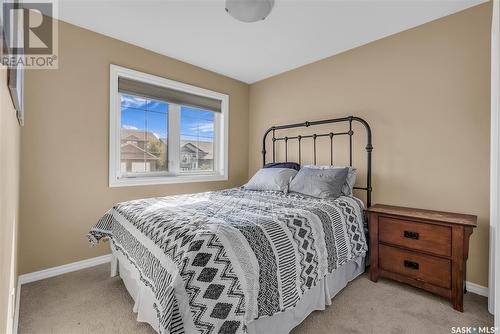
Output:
[{"xmin": 366, "ymin": 204, "xmax": 477, "ymax": 312}]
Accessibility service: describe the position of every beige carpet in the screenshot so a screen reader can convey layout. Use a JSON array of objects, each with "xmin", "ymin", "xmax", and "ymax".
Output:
[{"xmin": 18, "ymin": 263, "xmax": 493, "ymax": 334}]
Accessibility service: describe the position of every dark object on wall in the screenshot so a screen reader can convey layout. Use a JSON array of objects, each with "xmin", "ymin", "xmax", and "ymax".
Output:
[
  {"xmin": 3, "ymin": 0, "xmax": 25, "ymax": 126},
  {"xmin": 262, "ymin": 116, "xmax": 373, "ymax": 206},
  {"xmin": 8, "ymin": 64, "xmax": 24, "ymax": 126},
  {"xmin": 264, "ymin": 162, "xmax": 301, "ymax": 171}
]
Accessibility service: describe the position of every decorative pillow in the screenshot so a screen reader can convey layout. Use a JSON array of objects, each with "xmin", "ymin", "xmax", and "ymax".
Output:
[
  {"xmin": 264, "ymin": 162, "xmax": 301, "ymax": 171},
  {"xmin": 304, "ymin": 165, "xmax": 357, "ymax": 196},
  {"xmin": 289, "ymin": 167, "xmax": 349, "ymax": 199},
  {"xmin": 245, "ymin": 168, "xmax": 298, "ymax": 193}
]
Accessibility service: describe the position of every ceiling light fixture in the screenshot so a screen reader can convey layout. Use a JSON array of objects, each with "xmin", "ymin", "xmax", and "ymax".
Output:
[{"xmin": 225, "ymin": 0, "xmax": 275, "ymax": 23}]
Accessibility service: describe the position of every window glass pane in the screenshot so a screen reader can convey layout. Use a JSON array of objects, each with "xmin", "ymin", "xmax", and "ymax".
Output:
[
  {"xmin": 146, "ymin": 109, "xmax": 168, "ymax": 172},
  {"xmin": 180, "ymin": 106, "xmax": 214, "ymax": 172},
  {"xmin": 120, "ymin": 94, "xmax": 168, "ymax": 174}
]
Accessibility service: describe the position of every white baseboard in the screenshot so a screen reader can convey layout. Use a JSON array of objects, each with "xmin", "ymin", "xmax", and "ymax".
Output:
[
  {"xmin": 18, "ymin": 254, "xmax": 112, "ymax": 285},
  {"xmin": 466, "ymin": 281, "xmax": 489, "ymax": 297}
]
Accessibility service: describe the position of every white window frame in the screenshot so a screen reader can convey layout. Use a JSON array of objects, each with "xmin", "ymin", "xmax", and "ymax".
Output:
[{"xmin": 109, "ymin": 64, "xmax": 229, "ymax": 187}]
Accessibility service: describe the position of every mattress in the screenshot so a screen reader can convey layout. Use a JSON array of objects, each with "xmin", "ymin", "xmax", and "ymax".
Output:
[{"xmin": 89, "ymin": 188, "xmax": 368, "ymax": 334}]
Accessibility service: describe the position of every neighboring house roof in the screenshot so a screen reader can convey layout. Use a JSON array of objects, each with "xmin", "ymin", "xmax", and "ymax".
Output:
[
  {"xmin": 121, "ymin": 128, "xmax": 159, "ymax": 142},
  {"xmin": 181, "ymin": 140, "xmax": 213, "ymax": 160},
  {"xmin": 120, "ymin": 129, "xmax": 213, "ymax": 160},
  {"xmin": 121, "ymin": 142, "xmax": 159, "ymax": 160},
  {"xmin": 182, "ymin": 142, "xmax": 207, "ymax": 157}
]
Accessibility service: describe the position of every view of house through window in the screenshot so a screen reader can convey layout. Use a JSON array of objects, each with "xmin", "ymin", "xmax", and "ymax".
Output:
[
  {"xmin": 120, "ymin": 94, "xmax": 215, "ymax": 175},
  {"xmin": 120, "ymin": 94, "xmax": 168, "ymax": 174},
  {"xmin": 180, "ymin": 106, "xmax": 214, "ymax": 172}
]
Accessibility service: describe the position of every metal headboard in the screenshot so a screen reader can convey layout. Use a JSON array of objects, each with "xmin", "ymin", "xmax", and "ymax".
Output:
[{"xmin": 262, "ymin": 116, "xmax": 373, "ymax": 207}]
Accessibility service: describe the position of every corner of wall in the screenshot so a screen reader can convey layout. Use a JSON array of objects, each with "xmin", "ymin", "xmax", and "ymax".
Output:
[{"xmin": 0, "ymin": 66, "xmax": 21, "ymax": 334}]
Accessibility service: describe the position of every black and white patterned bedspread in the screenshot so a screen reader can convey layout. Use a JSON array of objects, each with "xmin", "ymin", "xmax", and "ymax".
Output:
[{"xmin": 88, "ymin": 188, "xmax": 367, "ymax": 334}]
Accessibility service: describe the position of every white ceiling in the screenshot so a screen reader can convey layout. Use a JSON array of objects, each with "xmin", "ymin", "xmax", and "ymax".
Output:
[{"xmin": 57, "ymin": 0, "xmax": 486, "ymax": 84}]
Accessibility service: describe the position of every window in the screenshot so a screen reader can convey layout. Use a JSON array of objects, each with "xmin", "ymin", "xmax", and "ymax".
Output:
[{"xmin": 109, "ymin": 65, "xmax": 228, "ymax": 187}]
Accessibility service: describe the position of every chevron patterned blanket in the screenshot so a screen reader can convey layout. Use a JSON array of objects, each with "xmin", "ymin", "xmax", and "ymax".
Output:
[{"xmin": 88, "ymin": 188, "xmax": 367, "ymax": 334}]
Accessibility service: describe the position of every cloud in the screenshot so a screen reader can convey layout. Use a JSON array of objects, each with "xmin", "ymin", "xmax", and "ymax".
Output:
[
  {"xmin": 147, "ymin": 101, "xmax": 166, "ymax": 110},
  {"xmin": 122, "ymin": 125, "xmax": 138, "ymax": 130},
  {"xmin": 121, "ymin": 95, "xmax": 145, "ymax": 107},
  {"xmin": 189, "ymin": 123, "xmax": 213, "ymax": 133}
]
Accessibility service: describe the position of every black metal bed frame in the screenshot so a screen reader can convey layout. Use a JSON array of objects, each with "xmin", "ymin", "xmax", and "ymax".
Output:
[{"xmin": 262, "ymin": 116, "xmax": 373, "ymax": 207}]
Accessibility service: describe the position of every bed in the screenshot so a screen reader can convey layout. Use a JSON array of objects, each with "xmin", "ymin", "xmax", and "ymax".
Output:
[{"xmin": 88, "ymin": 116, "xmax": 373, "ymax": 334}]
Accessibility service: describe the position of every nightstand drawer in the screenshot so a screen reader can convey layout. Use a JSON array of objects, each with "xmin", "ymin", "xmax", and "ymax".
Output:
[
  {"xmin": 379, "ymin": 244, "xmax": 451, "ymax": 289},
  {"xmin": 378, "ymin": 216, "xmax": 451, "ymax": 256}
]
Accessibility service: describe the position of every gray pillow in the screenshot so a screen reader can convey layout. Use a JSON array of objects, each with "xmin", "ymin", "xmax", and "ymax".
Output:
[
  {"xmin": 289, "ymin": 167, "xmax": 349, "ymax": 199},
  {"xmin": 304, "ymin": 165, "xmax": 357, "ymax": 196},
  {"xmin": 245, "ymin": 168, "xmax": 298, "ymax": 193}
]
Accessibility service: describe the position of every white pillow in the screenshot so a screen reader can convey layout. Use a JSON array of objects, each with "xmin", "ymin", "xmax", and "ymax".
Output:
[
  {"xmin": 245, "ymin": 168, "xmax": 298, "ymax": 193},
  {"xmin": 304, "ymin": 165, "xmax": 357, "ymax": 196}
]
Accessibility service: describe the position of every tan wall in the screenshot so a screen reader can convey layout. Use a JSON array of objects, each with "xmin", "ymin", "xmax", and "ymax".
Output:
[
  {"xmin": 249, "ymin": 3, "xmax": 492, "ymax": 286},
  {"xmin": 19, "ymin": 21, "xmax": 249, "ymax": 274},
  {"xmin": 0, "ymin": 67, "xmax": 21, "ymax": 333}
]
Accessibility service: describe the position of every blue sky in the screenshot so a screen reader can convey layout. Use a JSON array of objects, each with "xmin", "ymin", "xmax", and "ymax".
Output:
[{"xmin": 120, "ymin": 94, "xmax": 214, "ymax": 142}]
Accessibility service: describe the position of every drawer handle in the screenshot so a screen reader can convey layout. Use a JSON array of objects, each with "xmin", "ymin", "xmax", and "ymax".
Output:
[
  {"xmin": 404, "ymin": 260, "xmax": 419, "ymax": 270},
  {"xmin": 404, "ymin": 230, "xmax": 419, "ymax": 240}
]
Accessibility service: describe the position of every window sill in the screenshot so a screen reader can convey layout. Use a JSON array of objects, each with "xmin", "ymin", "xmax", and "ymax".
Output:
[{"xmin": 109, "ymin": 173, "xmax": 228, "ymax": 187}]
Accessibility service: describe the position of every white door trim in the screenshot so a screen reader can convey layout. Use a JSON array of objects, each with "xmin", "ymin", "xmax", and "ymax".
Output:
[
  {"xmin": 5, "ymin": 223, "xmax": 17, "ymax": 334},
  {"xmin": 490, "ymin": 0, "xmax": 499, "ymax": 321},
  {"xmin": 13, "ymin": 286, "xmax": 20, "ymax": 334}
]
